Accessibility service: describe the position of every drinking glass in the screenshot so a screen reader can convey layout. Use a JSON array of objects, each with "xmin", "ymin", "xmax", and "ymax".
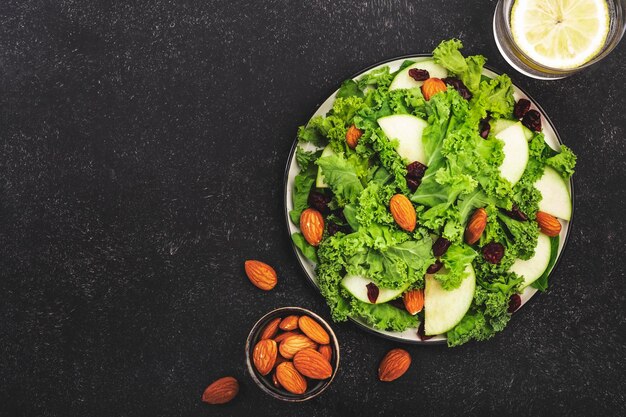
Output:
[{"xmin": 493, "ymin": 0, "xmax": 626, "ymax": 79}]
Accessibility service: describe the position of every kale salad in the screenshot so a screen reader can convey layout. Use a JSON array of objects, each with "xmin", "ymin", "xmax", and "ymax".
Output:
[{"xmin": 288, "ymin": 40, "xmax": 576, "ymax": 346}]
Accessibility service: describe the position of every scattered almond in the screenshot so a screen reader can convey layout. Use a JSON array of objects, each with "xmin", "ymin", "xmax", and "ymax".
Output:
[
  {"xmin": 403, "ymin": 289, "xmax": 424, "ymax": 315},
  {"xmin": 293, "ymin": 348, "xmax": 333, "ymax": 379},
  {"xmin": 389, "ymin": 194, "xmax": 416, "ymax": 232},
  {"xmin": 298, "ymin": 315, "xmax": 330, "ymax": 345},
  {"xmin": 465, "ymin": 208, "xmax": 487, "ymax": 245},
  {"xmin": 346, "ymin": 124, "xmax": 363, "ymax": 149},
  {"xmin": 421, "ymin": 77, "xmax": 447, "ymax": 101},
  {"xmin": 378, "ymin": 349, "xmax": 411, "ymax": 382},
  {"xmin": 279, "ymin": 334, "xmax": 318, "ymax": 359},
  {"xmin": 279, "ymin": 315, "xmax": 300, "ymax": 331},
  {"xmin": 202, "ymin": 376, "xmax": 239, "ymax": 405},
  {"xmin": 253, "ymin": 339, "xmax": 277, "ymax": 376},
  {"xmin": 276, "ymin": 362, "xmax": 307, "ymax": 395},
  {"xmin": 536, "ymin": 211, "xmax": 561, "ymax": 237},
  {"xmin": 318, "ymin": 344, "xmax": 333, "ymax": 362},
  {"xmin": 260, "ymin": 317, "xmax": 281, "ymax": 340},
  {"xmin": 300, "ymin": 208, "xmax": 324, "ymax": 246},
  {"xmin": 244, "ymin": 260, "xmax": 277, "ymax": 291}
]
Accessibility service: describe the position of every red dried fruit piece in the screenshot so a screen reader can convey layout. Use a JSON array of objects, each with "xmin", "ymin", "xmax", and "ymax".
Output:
[
  {"xmin": 479, "ymin": 118, "xmax": 491, "ymax": 139},
  {"xmin": 408, "ymin": 68, "xmax": 430, "ymax": 81},
  {"xmin": 406, "ymin": 177, "xmax": 420, "ymax": 192},
  {"xmin": 522, "ymin": 109, "xmax": 542, "ymax": 132},
  {"xmin": 508, "ymin": 294, "xmax": 522, "ymax": 313},
  {"xmin": 406, "ymin": 161, "xmax": 428, "ymax": 180},
  {"xmin": 443, "ymin": 77, "xmax": 472, "ymax": 100},
  {"xmin": 308, "ymin": 191, "xmax": 331, "ymax": 214},
  {"xmin": 514, "ymin": 98, "xmax": 531, "ymax": 119},
  {"xmin": 417, "ymin": 321, "xmax": 433, "ymax": 341},
  {"xmin": 502, "ymin": 204, "xmax": 528, "ymax": 222},
  {"xmin": 426, "ymin": 260, "xmax": 443, "ymax": 274},
  {"xmin": 482, "ymin": 242, "xmax": 505, "ymax": 264},
  {"xmin": 432, "ymin": 237, "xmax": 451, "ymax": 257},
  {"xmin": 366, "ymin": 282, "xmax": 379, "ymax": 303}
]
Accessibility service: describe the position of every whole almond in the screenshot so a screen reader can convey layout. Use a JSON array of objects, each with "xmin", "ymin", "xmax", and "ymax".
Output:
[
  {"xmin": 275, "ymin": 362, "xmax": 307, "ymax": 394},
  {"xmin": 346, "ymin": 124, "xmax": 363, "ymax": 149},
  {"xmin": 300, "ymin": 208, "xmax": 324, "ymax": 246},
  {"xmin": 318, "ymin": 344, "xmax": 333, "ymax": 362},
  {"xmin": 378, "ymin": 349, "xmax": 411, "ymax": 382},
  {"xmin": 298, "ymin": 316, "xmax": 330, "ymax": 345},
  {"xmin": 390, "ymin": 194, "xmax": 416, "ymax": 232},
  {"xmin": 403, "ymin": 289, "xmax": 424, "ymax": 315},
  {"xmin": 202, "ymin": 376, "xmax": 239, "ymax": 404},
  {"xmin": 274, "ymin": 331, "xmax": 300, "ymax": 344},
  {"xmin": 279, "ymin": 315, "xmax": 300, "ymax": 331},
  {"xmin": 293, "ymin": 348, "xmax": 333, "ymax": 380},
  {"xmin": 253, "ymin": 339, "xmax": 277, "ymax": 376},
  {"xmin": 536, "ymin": 211, "xmax": 561, "ymax": 237},
  {"xmin": 244, "ymin": 260, "xmax": 277, "ymax": 291},
  {"xmin": 465, "ymin": 208, "xmax": 487, "ymax": 245},
  {"xmin": 260, "ymin": 317, "xmax": 282, "ymax": 340},
  {"xmin": 279, "ymin": 334, "xmax": 318, "ymax": 359}
]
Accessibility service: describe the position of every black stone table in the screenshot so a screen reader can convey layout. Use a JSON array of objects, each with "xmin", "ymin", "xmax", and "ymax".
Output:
[{"xmin": 1, "ymin": 1, "xmax": 624, "ymax": 416}]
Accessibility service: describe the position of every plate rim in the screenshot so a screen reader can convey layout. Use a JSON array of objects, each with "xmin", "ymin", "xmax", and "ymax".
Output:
[{"xmin": 283, "ymin": 53, "xmax": 575, "ymax": 345}]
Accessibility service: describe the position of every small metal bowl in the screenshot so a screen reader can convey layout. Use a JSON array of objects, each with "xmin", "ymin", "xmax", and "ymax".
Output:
[{"xmin": 245, "ymin": 307, "xmax": 340, "ymax": 402}]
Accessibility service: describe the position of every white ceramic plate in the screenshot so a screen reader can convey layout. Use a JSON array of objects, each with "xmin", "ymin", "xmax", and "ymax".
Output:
[{"xmin": 284, "ymin": 55, "xmax": 574, "ymax": 344}]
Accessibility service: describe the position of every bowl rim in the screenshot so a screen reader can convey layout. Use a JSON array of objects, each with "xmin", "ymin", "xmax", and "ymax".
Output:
[
  {"xmin": 282, "ymin": 53, "xmax": 575, "ymax": 345},
  {"xmin": 245, "ymin": 306, "xmax": 341, "ymax": 401}
]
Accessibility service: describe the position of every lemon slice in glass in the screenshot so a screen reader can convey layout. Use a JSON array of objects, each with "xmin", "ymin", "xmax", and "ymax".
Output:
[{"xmin": 511, "ymin": 0, "xmax": 610, "ymax": 69}]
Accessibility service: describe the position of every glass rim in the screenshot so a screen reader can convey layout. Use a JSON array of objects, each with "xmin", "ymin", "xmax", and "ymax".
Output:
[{"xmin": 496, "ymin": 0, "xmax": 626, "ymax": 74}]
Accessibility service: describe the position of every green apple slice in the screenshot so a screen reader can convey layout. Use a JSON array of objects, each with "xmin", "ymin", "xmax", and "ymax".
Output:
[
  {"xmin": 491, "ymin": 118, "xmax": 533, "ymax": 140},
  {"xmin": 315, "ymin": 145, "xmax": 336, "ymax": 188},
  {"xmin": 424, "ymin": 265, "xmax": 476, "ymax": 336},
  {"xmin": 534, "ymin": 166, "xmax": 572, "ymax": 220},
  {"xmin": 377, "ymin": 114, "xmax": 428, "ymax": 164},
  {"xmin": 495, "ymin": 122, "xmax": 529, "ymax": 184},
  {"xmin": 510, "ymin": 233, "xmax": 552, "ymax": 289},
  {"xmin": 389, "ymin": 60, "xmax": 448, "ymax": 90},
  {"xmin": 341, "ymin": 275, "xmax": 409, "ymax": 304}
]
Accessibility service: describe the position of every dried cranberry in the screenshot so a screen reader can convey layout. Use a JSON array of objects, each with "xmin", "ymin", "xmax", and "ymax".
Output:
[
  {"xmin": 308, "ymin": 191, "xmax": 331, "ymax": 214},
  {"xmin": 426, "ymin": 260, "xmax": 443, "ymax": 274},
  {"xmin": 406, "ymin": 161, "xmax": 428, "ymax": 180},
  {"xmin": 406, "ymin": 177, "xmax": 420, "ymax": 192},
  {"xmin": 508, "ymin": 294, "xmax": 522, "ymax": 313},
  {"xmin": 366, "ymin": 282, "xmax": 379, "ymax": 303},
  {"xmin": 514, "ymin": 98, "xmax": 531, "ymax": 119},
  {"xmin": 408, "ymin": 68, "xmax": 430, "ymax": 82},
  {"xmin": 522, "ymin": 109, "xmax": 542, "ymax": 132},
  {"xmin": 502, "ymin": 204, "xmax": 528, "ymax": 221},
  {"xmin": 417, "ymin": 321, "xmax": 433, "ymax": 341},
  {"xmin": 327, "ymin": 222, "xmax": 340, "ymax": 236},
  {"xmin": 443, "ymin": 77, "xmax": 472, "ymax": 100},
  {"xmin": 432, "ymin": 237, "xmax": 451, "ymax": 257},
  {"xmin": 482, "ymin": 242, "xmax": 505, "ymax": 264},
  {"xmin": 332, "ymin": 209, "xmax": 347, "ymax": 223},
  {"xmin": 479, "ymin": 118, "xmax": 491, "ymax": 139}
]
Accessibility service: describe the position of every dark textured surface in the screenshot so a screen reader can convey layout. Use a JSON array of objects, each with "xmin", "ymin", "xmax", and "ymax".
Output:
[{"xmin": 0, "ymin": 1, "xmax": 625, "ymax": 416}]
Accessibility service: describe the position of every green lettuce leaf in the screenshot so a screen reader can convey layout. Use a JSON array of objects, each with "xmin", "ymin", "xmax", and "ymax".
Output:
[
  {"xmin": 316, "ymin": 153, "xmax": 365, "ymax": 205},
  {"xmin": 351, "ymin": 298, "xmax": 419, "ymax": 331},
  {"xmin": 291, "ymin": 232, "xmax": 318, "ymax": 263}
]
